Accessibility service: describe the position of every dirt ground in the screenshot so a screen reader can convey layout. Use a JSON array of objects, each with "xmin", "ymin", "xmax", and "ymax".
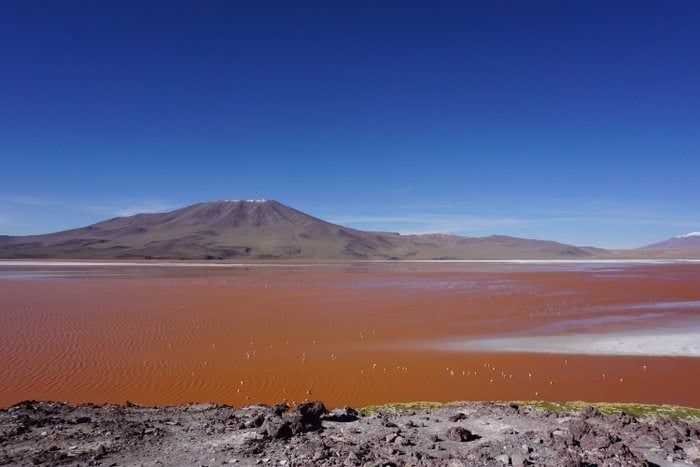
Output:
[{"xmin": 1, "ymin": 400, "xmax": 699, "ymax": 466}]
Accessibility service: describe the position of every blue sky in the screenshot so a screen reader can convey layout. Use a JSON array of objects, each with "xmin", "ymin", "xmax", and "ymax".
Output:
[{"xmin": 1, "ymin": 1, "xmax": 698, "ymax": 248}]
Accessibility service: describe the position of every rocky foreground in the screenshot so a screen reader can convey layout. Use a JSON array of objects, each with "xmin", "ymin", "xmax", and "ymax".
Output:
[{"xmin": 1, "ymin": 401, "xmax": 699, "ymax": 466}]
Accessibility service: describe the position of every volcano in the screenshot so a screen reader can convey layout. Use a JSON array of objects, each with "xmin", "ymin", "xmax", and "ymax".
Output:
[
  {"xmin": 0, "ymin": 199, "xmax": 605, "ymax": 260},
  {"xmin": 642, "ymin": 232, "xmax": 700, "ymax": 250}
]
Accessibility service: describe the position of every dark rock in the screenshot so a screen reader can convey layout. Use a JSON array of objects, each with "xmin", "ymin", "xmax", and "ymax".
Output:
[
  {"xmin": 272, "ymin": 403, "xmax": 289, "ymax": 416},
  {"xmin": 607, "ymin": 441, "xmax": 645, "ymax": 463},
  {"xmin": 503, "ymin": 403, "xmax": 520, "ymax": 415},
  {"xmin": 565, "ymin": 419, "xmax": 591, "ymax": 439},
  {"xmin": 92, "ymin": 444, "xmax": 108, "ymax": 461},
  {"xmin": 448, "ymin": 413, "xmax": 467, "ymax": 422},
  {"xmin": 285, "ymin": 412, "xmax": 305, "ymax": 434},
  {"xmin": 410, "ymin": 451, "xmax": 432, "ymax": 462},
  {"xmin": 445, "ymin": 426, "xmax": 479, "ymax": 442},
  {"xmin": 380, "ymin": 415, "xmax": 398, "ymax": 428},
  {"xmin": 258, "ymin": 417, "xmax": 293, "ymax": 440},
  {"xmin": 612, "ymin": 412, "xmax": 637, "ymax": 427},
  {"xmin": 580, "ymin": 432, "xmax": 618, "ymax": 450},
  {"xmin": 579, "ymin": 406, "xmax": 603, "ymax": 419},
  {"xmin": 239, "ymin": 435, "xmax": 266, "ymax": 455},
  {"xmin": 246, "ymin": 413, "xmax": 265, "ymax": 428},
  {"xmin": 296, "ymin": 401, "xmax": 327, "ymax": 421},
  {"xmin": 284, "ymin": 401, "xmax": 327, "ymax": 434},
  {"xmin": 325, "ymin": 406, "xmax": 359, "ymax": 422}
]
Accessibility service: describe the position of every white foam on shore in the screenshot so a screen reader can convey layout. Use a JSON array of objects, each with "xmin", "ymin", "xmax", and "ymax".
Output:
[{"xmin": 439, "ymin": 327, "xmax": 700, "ymax": 357}]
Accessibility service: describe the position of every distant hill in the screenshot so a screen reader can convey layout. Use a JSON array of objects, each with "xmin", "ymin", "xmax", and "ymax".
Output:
[
  {"xmin": 0, "ymin": 200, "xmax": 608, "ymax": 260},
  {"xmin": 642, "ymin": 232, "xmax": 700, "ymax": 250}
]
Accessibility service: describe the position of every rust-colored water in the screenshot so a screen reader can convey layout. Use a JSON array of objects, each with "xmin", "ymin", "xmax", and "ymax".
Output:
[{"xmin": 1, "ymin": 261, "xmax": 699, "ymax": 408}]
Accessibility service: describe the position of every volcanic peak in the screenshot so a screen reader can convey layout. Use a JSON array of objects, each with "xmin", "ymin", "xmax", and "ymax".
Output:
[{"xmin": 220, "ymin": 199, "xmax": 269, "ymax": 203}]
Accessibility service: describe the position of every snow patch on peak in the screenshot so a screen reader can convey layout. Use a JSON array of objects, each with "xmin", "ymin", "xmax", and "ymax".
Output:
[
  {"xmin": 676, "ymin": 232, "xmax": 700, "ymax": 238},
  {"xmin": 220, "ymin": 199, "xmax": 269, "ymax": 203}
]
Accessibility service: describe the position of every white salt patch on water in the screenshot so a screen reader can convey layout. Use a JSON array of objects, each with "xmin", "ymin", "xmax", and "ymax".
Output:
[
  {"xmin": 520, "ymin": 312, "xmax": 669, "ymax": 335},
  {"xmin": 441, "ymin": 326, "xmax": 700, "ymax": 357},
  {"xmin": 619, "ymin": 300, "xmax": 700, "ymax": 310}
]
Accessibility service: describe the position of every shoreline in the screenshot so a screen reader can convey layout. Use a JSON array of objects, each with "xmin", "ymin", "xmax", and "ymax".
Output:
[
  {"xmin": 2, "ymin": 258, "xmax": 700, "ymax": 267},
  {"xmin": 2, "ymin": 399, "xmax": 699, "ymax": 466}
]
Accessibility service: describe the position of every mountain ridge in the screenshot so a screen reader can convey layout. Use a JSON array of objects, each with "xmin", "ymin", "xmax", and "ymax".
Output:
[
  {"xmin": 0, "ymin": 200, "xmax": 696, "ymax": 260},
  {"xmin": 641, "ymin": 232, "xmax": 700, "ymax": 250}
]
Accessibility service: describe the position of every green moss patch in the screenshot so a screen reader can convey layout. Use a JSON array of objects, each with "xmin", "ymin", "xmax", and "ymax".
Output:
[
  {"xmin": 511, "ymin": 400, "xmax": 700, "ymax": 422},
  {"xmin": 359, "ymin": 400, "xmax": 700, "ymax": 422}
]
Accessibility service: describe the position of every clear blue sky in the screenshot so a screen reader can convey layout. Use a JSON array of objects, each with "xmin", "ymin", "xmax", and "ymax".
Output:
[{"xmin": 1, "ymin": 1, "xmax": 698, "ymax": 248}]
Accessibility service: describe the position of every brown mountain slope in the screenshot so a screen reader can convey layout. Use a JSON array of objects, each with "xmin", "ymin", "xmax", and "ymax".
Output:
[
  {"xmin": 0, "ymin": 199, "xmax": 605, "ymax": 260},
  {"xmin": 642, "ymin": 233, "xmax": 700, "ymax": 250},
  {"xmin": 617, "ymin": 232, "xmax": 700, "ymax": 260}
]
